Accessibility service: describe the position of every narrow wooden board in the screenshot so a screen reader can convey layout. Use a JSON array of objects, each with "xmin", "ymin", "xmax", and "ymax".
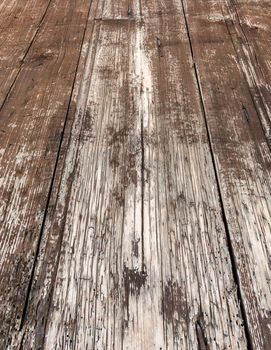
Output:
[
  {"xmin": 184, "ymin": 0, "xmax": 271, "ymax": 347},
  {"xmin": 0, "ymin": 0, "xmax": 91, "ymax": 347},
  {"xmin": 15, "ymin": 0, "xmax": 249, "ymax": 348}
]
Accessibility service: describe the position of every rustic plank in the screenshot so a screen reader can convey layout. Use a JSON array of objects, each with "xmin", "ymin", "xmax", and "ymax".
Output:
[
  {"xmin": 184, "ymin": 0, "xmax": 271, "ymax": 347},
  {"xmin": 15, "ymin": 0, "xmax": 250, "ymax": 348},
  {"xmin": 0, "ymin": 0, "xmax": 91, "ymax": 347},
  {"xmin": 10, "ymin": 0, "xmax": 104, "ymax": 347},
  {"xmin": 222, "ymin": 0, "xmax": 271, "ymax": 144},
  {"xmin": 0, "ymin": 0, "xmax": 52, "ymax": 107}
]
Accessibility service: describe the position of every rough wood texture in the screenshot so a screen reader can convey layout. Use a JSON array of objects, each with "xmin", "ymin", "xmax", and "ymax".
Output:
[
  {"xmin": 19, "ymin": 0, "xmax": 247, "ymax": 346},
  {"xmin": 223, "ymin": 0, "xmax": 271, "ymax": 144},
  {"xmin": 0, "ymin": 0, "xmax": 270, "ymax": 349},
  {"xmin": 0, "ymin": 0, "xmax": 51, "ymax": 106},
  {"xmin": 0, "ymin": 0, "xmax": 91, "ymax": 347},
  {"xmin": 184, "ymin": 0, "xmax": 271, "ymax": 347}
]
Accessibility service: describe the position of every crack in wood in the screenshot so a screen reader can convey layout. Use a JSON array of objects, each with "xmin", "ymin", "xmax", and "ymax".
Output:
[{"xmin": 196, "ymin": 319, "xmax": 208, "ymax": 350}]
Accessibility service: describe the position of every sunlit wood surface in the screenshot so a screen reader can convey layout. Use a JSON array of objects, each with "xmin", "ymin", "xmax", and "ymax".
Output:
[{"xmin": 0, "ymin": 0, "xmax": 270, "ymax": 348}]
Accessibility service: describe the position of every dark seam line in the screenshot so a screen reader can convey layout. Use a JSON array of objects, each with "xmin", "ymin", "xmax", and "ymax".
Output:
[
  {"xmin": 0, "ymin": 0, "xmax": 53, "ymax": 114},
  {"xmin": 140, "ymin": 100, "xmax": 145, "ymax": 272},
  {"xmin": 18, "ymin": 0, "xmax": 94, "ymax": 333},
  {"xmin": 179, "ymin": 0, "xmax": 253, "ymax": 349}
]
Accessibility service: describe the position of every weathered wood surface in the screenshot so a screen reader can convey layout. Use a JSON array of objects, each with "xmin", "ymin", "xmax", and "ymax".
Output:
[
  {"xmin": 222, "ymin": 0, "xmax": 271, "ymax": 144},
  {"xmin": 184, "ymin": 0, "xmax": 271, "ymax": 347},
  {"xmin": 15, "ymin": 0, "xmax": 248, "ymax": 348},
  {"xmin": 0, "ymin": 0, "xmax": 92, "ymax": 347},
  {"xmin": 0, "ymin": 0, "xmax": 270, "ymax": 349},
  {"xmin": 0, "ymin": 0, "xmax": 52, "ymax": 106}
]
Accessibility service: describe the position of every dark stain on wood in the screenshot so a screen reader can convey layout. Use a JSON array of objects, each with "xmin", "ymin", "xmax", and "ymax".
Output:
[
  {"xmin": 123, "ymin": 265, "xmax": 147, "ymax": 314},
  {"xmin": 162, "ymin": 280, "xmax": 188, "ymax": 323}
]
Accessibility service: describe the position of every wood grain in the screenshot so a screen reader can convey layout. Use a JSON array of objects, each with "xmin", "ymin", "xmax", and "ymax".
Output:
[
  {"xmin": 222, "ymin": 0, "xmax": 271, "ymax": 144},
  {"xmin": 1, "ymin": 0, "xmax": 270, "ymax": 349},
  {"xmin": 14, "ymin": 0, "xmax": 250, "ymax": 348},
  {"xmin": 0, "ymin": 0, "xmax": 91, "ymax": 347},
  {"xmin": 0, "ymin": 0, "xmax": 52, "ymax": 106},
  {"xmin": 184, "ymin": 0, "xmax": 271, "ymax": 347}
]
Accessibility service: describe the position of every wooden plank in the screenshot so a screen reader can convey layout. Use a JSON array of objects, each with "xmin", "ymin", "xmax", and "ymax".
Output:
[
  {"xmin": 0, "ymin": 0, "xmax": 52, "ymax": 106},
  {"xmin": 184, "ymin": 0, "xmax": 271, "ymax": 347},
  {"xmin": 222, "ymin": 0, "xmax": 271, "ymax": 144},
  {"xmin": 0, "ymin": 0, "xmax": 91, "ymax": 347},
  {"xmin": 15, "ymin": 0, "xmax": 249, "ymax": 348},
  {"xmin": 10, "ymin": 0, "xmax": 104, "ymax": 347}
]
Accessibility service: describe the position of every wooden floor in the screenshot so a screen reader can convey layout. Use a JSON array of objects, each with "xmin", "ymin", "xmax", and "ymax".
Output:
[{"xmin": 0, "ymin": 0, "xmax": 271, "ymax": 349}]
